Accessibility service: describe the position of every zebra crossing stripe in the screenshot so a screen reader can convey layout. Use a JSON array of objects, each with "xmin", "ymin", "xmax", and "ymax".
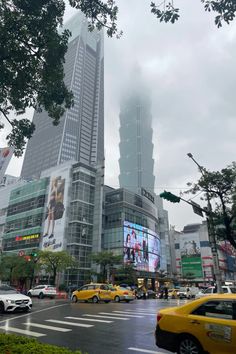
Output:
[
  {"xmin": 66, "ymin": 316, "xmax": 113, "ymax": 323},
  {"xmin": 114, "ymin": 311, "xmax": 156, "ymax": 315},
  {"xmin": 23, "ymin": 322, "xmax": 72, "ymax": 332},
  {"xmin": 46, "ymin": 319, "xmax": 93, "ymax": 328},
  {"xmin": 83, "ymin": 314, "xmax": 129, "ymax": 320},
  {"xmin": 128, "ymin": 347, "xmax": 165, "ymax": 354},
  {"xmin": 0, "ymin": 326, "xmax": 45, "ymax": 337},
  {"xmin": 99, "ymin": 312, "xmax": 144, "ymax": 318}
]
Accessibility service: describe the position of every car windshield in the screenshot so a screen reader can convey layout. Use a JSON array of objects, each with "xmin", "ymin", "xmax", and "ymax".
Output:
[
  {"xmin": 230, "ymin": 287, "xmax": 236, "ymax": 293},
  {"xmin": 0, "ymin": 285, "xmax": 18, "ymax": 294}
]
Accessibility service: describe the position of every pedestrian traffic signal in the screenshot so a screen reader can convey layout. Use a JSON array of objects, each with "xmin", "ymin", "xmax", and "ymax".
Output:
[
  {"xmin": 159, "ymin": 191, "xmax": 180, "ymax": 203},
  {"xmin": 31, "ymin": 251, "xmax": 38, "ymax": 257}
]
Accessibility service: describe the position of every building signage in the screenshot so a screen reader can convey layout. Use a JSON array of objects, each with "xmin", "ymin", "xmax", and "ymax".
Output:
[
  {"xmin": 0, "ymin": 146, "xmax": 14, "ymax": 182},
  {"xmin": 180, "ymin": 232, "xmax": 203, "ymax": 278},
  {"xmin": 141, "ymin": 188, "xmax": 154, "ymax": 204},
  {"xmin": 41, "ymin": 166, "xmax": 69, "ymax": 252},
  {"xmin": 15, "ymin": 233, "xmax": 40, "ymax": 241}
]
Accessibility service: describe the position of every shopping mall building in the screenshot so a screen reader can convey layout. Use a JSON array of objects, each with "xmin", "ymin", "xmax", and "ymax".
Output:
[{"xmin": 0, "ymin": 162, "xmax": 167, "ymax": 288}]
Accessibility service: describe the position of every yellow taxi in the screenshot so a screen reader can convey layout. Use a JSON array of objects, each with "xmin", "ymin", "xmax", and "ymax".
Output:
[
  {"xmin": 72, "ymin": 283, "xmax": 111, "ymax": 303},
  {"xmin": 155, "ymin": 294, "xmax": 236, "ymax": 354},
  {"xmin": 109, "ymin": 286, "xmax": 135, "ymax": 303},
  {"xmin": 168, "ymin": 288, "xmax": 179, "ymax": 299}
]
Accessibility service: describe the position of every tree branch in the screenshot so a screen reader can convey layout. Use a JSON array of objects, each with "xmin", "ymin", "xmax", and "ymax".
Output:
[{"xmin": 0, "ymin": 109, "xmax": 13, "ymax": 127}]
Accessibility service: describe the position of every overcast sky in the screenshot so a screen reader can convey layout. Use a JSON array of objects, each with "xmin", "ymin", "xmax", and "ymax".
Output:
[{"xmin": 3, "ymin": 0, "xmax": 236, "ymax": 231}]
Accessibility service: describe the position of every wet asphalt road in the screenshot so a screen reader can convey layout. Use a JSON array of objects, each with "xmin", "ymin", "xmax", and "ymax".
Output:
[{"xmin": 0, "ymin": 297, "xmax": 187, "ymax": 354}]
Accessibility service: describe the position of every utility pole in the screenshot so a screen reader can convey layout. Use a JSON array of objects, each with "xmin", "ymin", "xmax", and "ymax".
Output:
[{"xmin": 187, "ymin": 153, "xmax": 222, "ymax": 293}]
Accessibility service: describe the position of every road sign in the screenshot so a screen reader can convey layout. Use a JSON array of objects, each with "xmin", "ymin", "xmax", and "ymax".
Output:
[{"xmin": 191, "ymin": 201, "xmax": 203, "ymax": 217}]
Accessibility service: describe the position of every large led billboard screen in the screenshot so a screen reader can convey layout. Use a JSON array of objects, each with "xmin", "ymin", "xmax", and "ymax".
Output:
[{"xmin": 123, "ymin": 221, "xmax": 160, "ymax": 272}]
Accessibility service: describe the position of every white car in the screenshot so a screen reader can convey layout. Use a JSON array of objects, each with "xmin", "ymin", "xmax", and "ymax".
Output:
[
  {"xmin": 0, "ymin": 285, "xmax": 32, "ymax": 313},
  {"xmin": 195, "ymin": 285, "xmax": 236, "ymax": 299},
  {"xmin": 178, "ymin": 286, "xmax": 199, "ymax": 299},
  {"xmin": 28, "ymin": 285, "xmax": 57, "ymax": 299}
]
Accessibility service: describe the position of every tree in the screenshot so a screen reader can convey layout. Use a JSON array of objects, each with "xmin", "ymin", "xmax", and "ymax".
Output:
[
  {"xmin": 156, "ymin": 269, "xmax": 168, "ymax": 284},
  {"xmin": 0, "ymin": 0, "xmax": 73, "ymax": 156},
  {"xmin": 114, "ymin": 264, "xmax": 137, "ymax": 285},
  {"xmin": 92, "ymin": 251, "xmax": 122, "ymax": 282},
  {"xmin": 38, "ymin": 250, "xmax": 76, "ymax": 285},
  {"xmin": 0, "ymin": 254, "xmax": 38, "ymax": 288},
  {"xmin": 187, "ymin": 162, "xmax": 236, "ymax": 249},
  {"xmin": 151, "ymin": 1, "xmax": 236, "ymax": 27}
]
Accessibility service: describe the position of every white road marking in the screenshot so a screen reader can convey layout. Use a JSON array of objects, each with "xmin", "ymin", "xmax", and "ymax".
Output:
[
  {"xmin": 0, "ymin": 303, "xmax": 69, "ymax": 324},
  {"xmin": 83, "ymin": 314, "xmax": 129, "ymax": 320},
  {"xmin": 66, "ymin": 316, "xmax": 113, "ymax": 323},
  {"xmin": 23, "ymin": 322, "xmax": 71, "ymax": 332},
  {"xmin": 99, "ymin": 312, "xmax": 144, "ymax": 318},
  {"xmin": 46, "ymin": 319, "xmax": 93, "ymax": 328},
  {"xmin": 0, "ymin": 326, "xmax": 45, "ymax": 337},
  {"xmin": 113, "ymin": 311, "xmax": 155, "ymax": 316},
  {"xmin": 128, "ymin": 347, "xmax": 165, "ymax": 354}
]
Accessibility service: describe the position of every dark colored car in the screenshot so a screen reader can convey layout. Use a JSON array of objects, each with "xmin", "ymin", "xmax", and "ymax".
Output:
[{"xmin": 136, "ymin": 288, "xmax": 157, "ymax": 299}]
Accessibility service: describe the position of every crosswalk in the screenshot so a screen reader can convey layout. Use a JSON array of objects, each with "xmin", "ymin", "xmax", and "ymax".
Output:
[{"xmin": 0, "ymin": 308, "xmax": 156, "ymax": 339}]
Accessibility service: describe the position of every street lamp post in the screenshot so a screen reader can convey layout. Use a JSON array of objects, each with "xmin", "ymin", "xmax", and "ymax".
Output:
[{"xmin": 187, "ymin": 153, "xmax": 222, "ymax": 293}]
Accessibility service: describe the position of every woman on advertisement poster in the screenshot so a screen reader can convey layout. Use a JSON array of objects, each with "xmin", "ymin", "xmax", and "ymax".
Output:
[{"xmin": 43, "ymin": 178, "xmax": 58, "ymax": 239}]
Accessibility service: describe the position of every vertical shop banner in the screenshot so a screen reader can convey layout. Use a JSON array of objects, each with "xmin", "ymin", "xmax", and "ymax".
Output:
[
  {"xmin": 180, "ymin": 232, "xmax": 203, "ymax": 278},
  {"xmin": 123, "ymin": 220, "xmax": 160, "ymax": 272},
  {"xmin": 42, "ymin": 167, "xmax": 69, "ymax": 252},
  {"xmin": 219, "ymin": 241, "xmax": 236, "ymax": 272},
  {"xmin": 0, "ymin": 147, "xmax": 14, "ymax": 182}
]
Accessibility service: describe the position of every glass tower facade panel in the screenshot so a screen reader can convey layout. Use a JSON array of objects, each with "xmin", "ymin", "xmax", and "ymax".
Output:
[
  {"xmin": 21, "ymin": 13, "xmax": 104, "ymax": 180},
  {"xmin": 119, "ymin": 94, "xmax": 155, "ymax": 195}
]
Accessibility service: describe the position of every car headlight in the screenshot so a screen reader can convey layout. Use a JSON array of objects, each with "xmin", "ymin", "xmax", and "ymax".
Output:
[{"xmin": 6, "ymin": 299, "xmax": 15, "ymax": 304}]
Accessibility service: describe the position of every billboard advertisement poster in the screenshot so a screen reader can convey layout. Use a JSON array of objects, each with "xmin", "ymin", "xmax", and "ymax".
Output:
[
  {"xmin": 180, "ymin": 232, "xmax": 203, "ymax": 278},
  {"xmin": 0, "ymin": 146, "xmax": 14, "ymax": 182},
  {"xmin": 123, "ymin": 221, "xmax": 160, "ymax": 272},
  {"xmin": 42, "ymin": 167, "xmax": 69, "ymax": 252}
]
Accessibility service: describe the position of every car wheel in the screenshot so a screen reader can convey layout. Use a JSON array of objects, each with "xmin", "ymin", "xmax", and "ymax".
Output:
[
  {"xmin": 92, "ymin": 296, "xmax": 99, "ymax": 303},
  {"xmin": 178, "ymin": 335, "xmax": 203, "ymax": 354},
  {"xmin": 72, "ymin": 295, "xmax": 78, "ymax": 303},
  {"xmin": 38, "ymin": 292, "xmax": 44, "ymax": 299},
  {"xmin": 24, "ymin": 307, "xmax": 30, "ymax": 313},
  {"xmin": 114, "ymin": 296, "xmax": 120, "ymax": 303},
  {"xmin": 0, "ymin": 302, "xmax": 4, "ymax": 313},
  {"xmin": 28, "ymin": 292, "xmax": 32, "ymax": 297}
]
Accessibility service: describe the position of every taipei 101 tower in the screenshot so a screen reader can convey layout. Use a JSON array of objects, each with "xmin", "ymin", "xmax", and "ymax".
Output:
[{"xmin": 118, "ymin": 72, "xmax": 155, "ymax": 195}]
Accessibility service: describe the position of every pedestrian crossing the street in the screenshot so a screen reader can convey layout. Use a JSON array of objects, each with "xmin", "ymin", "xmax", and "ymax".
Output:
[{"xmin": 0, "ymin": 308, "xmax": 156, "ymax": 339}]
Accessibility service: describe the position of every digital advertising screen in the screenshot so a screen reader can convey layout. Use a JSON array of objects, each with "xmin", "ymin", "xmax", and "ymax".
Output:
[
  {"xmin": 123, "ymin": 221, "xmax": 160, "ymax": 272},
  {"xmin": 180, "ymin": 232, "xmax": 203, "ymax": 278}
]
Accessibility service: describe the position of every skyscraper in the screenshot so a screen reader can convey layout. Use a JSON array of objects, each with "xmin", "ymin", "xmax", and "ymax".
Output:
[
  {"xmin": 21, "ymin": 13, "xmax": 104, "ymax": 179},
  {"xmin": 118, "ymin": 81, "xmax": 155, "ymax": 195}
]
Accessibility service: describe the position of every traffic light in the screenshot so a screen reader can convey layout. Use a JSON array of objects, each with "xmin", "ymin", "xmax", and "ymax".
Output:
[
  {"xmin": 31, "ymin": 250, "xmax": 38, "ymax": 257},
  {"xmin": 159, "ymin": 191, "xmax": 181, "ymax": 203}
]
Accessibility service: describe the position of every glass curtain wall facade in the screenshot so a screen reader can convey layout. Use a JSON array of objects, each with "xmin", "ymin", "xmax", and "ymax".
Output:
[
  {"xmin": 119, "ymin": 93, "xmax": 155, "ymax": 195},
  {"xmin": 103, "ymin": 187, "xmax": 159, "ymax": 279},
  {"xmin": 2, "ymin": 179, "xmax": 48, "ymax": 254},
  {"xmin": 21, "ymin": 12, "xmax": 104, "ymax": 180},
  {"xmin": 65, "ymin": 164, "xmax": 101, "ymax": 286}
]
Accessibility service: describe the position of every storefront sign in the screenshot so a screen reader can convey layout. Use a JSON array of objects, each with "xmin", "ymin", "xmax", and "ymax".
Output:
[{"xmin": 15, "ymin": 233, "xmax": 40, "ymax": 241}]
